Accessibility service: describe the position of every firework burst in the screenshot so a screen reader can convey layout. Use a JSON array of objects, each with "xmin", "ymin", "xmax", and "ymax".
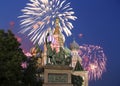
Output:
[
  {"xmin": 18, "ymin": 0, "xmax": 77, "ymax": 45},
  {"xmin": 79, "ymin": 44, "xmax": 107, "ymax": 80}
]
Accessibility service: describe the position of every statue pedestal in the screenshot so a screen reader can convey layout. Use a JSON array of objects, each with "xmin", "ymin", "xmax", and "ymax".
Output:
[{"xmin": 43, "ymin": 65, "xmax": 73, "ymax": 86}]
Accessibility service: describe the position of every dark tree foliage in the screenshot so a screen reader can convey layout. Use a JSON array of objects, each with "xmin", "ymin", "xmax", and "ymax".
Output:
[
  {"xmin": 0, "ymin": 30, "xmax": 26, "ymax": 85},
  {"xmin": 72, "ymin": 75, "xmax": 84, "ymax": 86},
  {"xmin": 22, "ymin": 58, "xmax": 37, "ymax": 86},
  {"xmin": 0, "ymin": 30, "xmax": 37, "ymax": 86}
]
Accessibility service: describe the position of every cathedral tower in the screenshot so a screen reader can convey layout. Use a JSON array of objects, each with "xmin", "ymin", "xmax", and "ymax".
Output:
[
  {"xmin": 53, "ymin": 18, "xmax": 64, "ymax": 47},
  {"xmin": 70, "ymin": 40, "xmax": 82, "ymax": 68}
]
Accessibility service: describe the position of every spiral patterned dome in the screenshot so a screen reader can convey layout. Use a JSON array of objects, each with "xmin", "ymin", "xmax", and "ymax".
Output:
[{"xmin": 70, "ymin": 40, "xmax": 79, "ymax": 50}]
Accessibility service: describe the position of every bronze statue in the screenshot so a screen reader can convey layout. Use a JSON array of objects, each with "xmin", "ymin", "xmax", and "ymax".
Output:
[{"xmin": 46, "ymin": 42, "xmax": 71, "ymax": 66}]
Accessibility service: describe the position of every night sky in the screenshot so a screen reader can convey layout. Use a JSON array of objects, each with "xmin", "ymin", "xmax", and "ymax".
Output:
[{"xmin": 0, "ymin": 0, "xmax": 120, "ymax": 86}]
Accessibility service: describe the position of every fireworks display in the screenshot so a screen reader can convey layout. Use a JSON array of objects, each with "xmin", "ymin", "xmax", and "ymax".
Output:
[
  {"xmin": 79, "ymin": 44, "xmax": 107, "ymax": 80},
  {"xmin": 18, "ymin": 0, "xmax": 107, "ymax": 81},
  {"xmin": 19, "ymin": 0, "xmax": 77, "ymax": 45}
]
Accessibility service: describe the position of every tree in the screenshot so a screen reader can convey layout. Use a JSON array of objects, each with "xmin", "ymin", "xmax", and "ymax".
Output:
[
  {"xmin": 0, "ymin": 30, "xmax": 35, "ymax": 86},
  {"xmin": 72, "ymin": 75, "xmax": 84, "ymax": 86}
]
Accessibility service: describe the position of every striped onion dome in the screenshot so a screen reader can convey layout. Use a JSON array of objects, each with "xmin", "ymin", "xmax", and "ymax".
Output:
[
  {"xmin": 70, "ymin": 40, "xmax": 79, "ymax": 50},
  {"xmin": 47, "ymin": 35, "xmax": 55, "ymax": 44}
]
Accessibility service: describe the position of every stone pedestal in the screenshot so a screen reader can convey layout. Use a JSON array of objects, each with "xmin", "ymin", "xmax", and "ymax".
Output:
[
  {"xmin": 72, "ymin": 71, "xmax": 88, "ymax": 86},
  {"xmin": 43, "ymin": 65, "xmax": 73, "ymax": 86}
]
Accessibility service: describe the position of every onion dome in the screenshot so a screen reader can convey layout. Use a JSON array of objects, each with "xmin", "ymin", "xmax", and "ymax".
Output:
[
  {"xmin": 47, "ymin": 35, "xmax": 55, "ymax": 44},
  {"xmin": 46, "ymin": 29, "xmax": 55, "ymax": 44},
  {"xmin": 70, "ymin": 40, "xmax": 79, "ymax": 50}
]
